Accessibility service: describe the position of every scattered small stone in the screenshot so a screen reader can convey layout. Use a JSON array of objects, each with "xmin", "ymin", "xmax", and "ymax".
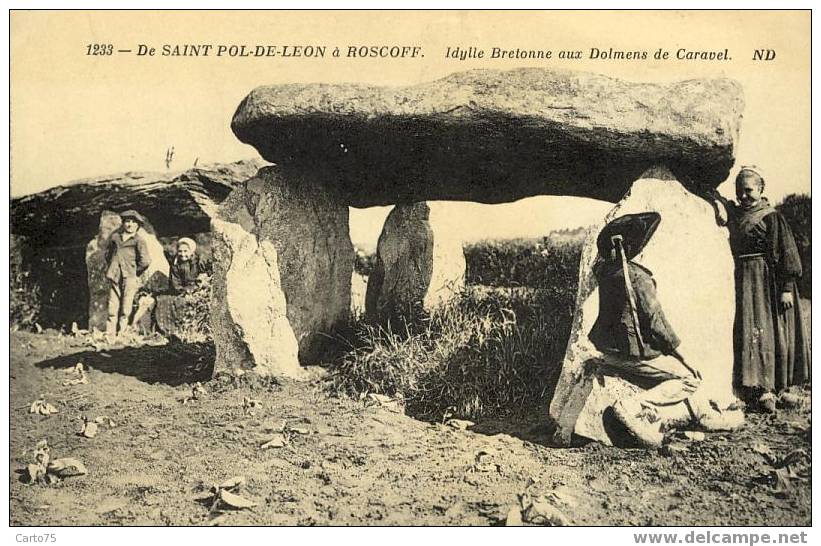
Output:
[
  {"xmin": 203, "ymin": 475, "xmax": 256, "ymax": 512},
  {"xmin": 446, "ymin": 418, "xmax": 475, "ymax": 431},
  {"xmin": 62, "ymin": 363, "xmax": 89, "ymax": 386},
  {"xmin": 182, "ymin": 382, "xmax": 208, "ymax": 404},
  {"xmin": 471, "ymin": 449, "xmax": 500, "ymax": 473},
  {"xmin": 26, "ymin": 463, "xmax": 47, "ymax": 484},
  {"xmin": 260, "ymin": 434, "xmax": 287, "ymax": 449},
  {"xmin": 511, "ymin": 484, "xmax": 572, "ymax": 527},
  {"xmin": 243, "ymin": 397, "xmax": 263, "ymax": 416},
  {"xmin": 79, "ymin": 418, "xmax": 99, "ymax": 439},
  {"xmin": 287, "ymin": 425, "xmax": 310, "ymax": 435},
  {"xmin": 683, "ymin": 431, "xmax": 705, "ymax": 442},
  {"xmin": 784, "ymin": 420, "xmax": 810, "ymax": 434},
  {"xmin": 660, "ymin": 442, "xmax": 688, "ymax": 457},
  {"xmin": 47, "ymin": 458, "xmax": 88, "ymax": 478},
  {"xmin": 759, "ymin": 392, "xmax": 777, "ymax": 414},
  {"xmin": 364, "ymin": 393, "xmax": 403, "ymax": 412},
  {"xmin": 94, "ymin": 415, "xmax": 117, "ymax": 427},
  {"xmin": 778, "ymin": 392, "xmax": 803, "ymax": 409},
  {"xmin": 192, "ymin": 382, "xmax": 207, "ymax": 399},
  {"xmin": 770, "ymin": 468, "xmax": 793, "ymax": 496},
  {"xmin": 751, "ymin": 442, "xmax": 775, "ymax": 464},
  {"xmin": 262, "ymin": 419, "xmax": 287, "ymax": 433},
  {"xmin": 29, "ymin": 399, "xmax": 59, "ymax": 416}
]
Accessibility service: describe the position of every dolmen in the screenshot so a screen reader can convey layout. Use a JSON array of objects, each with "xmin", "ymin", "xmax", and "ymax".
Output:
[{"xmin": 212, "ymin": 66, "xmax": 744, "ymax": 389}]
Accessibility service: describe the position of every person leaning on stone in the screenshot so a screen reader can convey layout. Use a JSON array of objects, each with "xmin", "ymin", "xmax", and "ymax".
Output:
[
  {"xmin": 728, "ymin": 166, "xmax": 810, "ymax": 412},
  {"xmin": 589, "ymin": 212, "xmax": 744, "ymax": 448},
  {"xmin": 105, "ymin": 210, "xmax": 152, "ymax": 337}
]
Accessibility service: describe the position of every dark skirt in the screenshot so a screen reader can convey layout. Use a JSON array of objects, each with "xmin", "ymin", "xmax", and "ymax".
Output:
[
  {"xmin": 734, "ymin": 256, "xmax": 810, "ymax": 391},
  {"xmin": 154, "ymin": 294, "xmax": 186, "ymax": 336}
]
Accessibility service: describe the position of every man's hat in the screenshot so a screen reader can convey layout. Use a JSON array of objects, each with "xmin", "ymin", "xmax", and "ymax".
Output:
[
  {"xmin": 119, "ymin": 210, "xmax": 147, "ymax": 225},
  {"xmin": 596, "ymin": 212, "xmax": 662, "ymax": 261}
]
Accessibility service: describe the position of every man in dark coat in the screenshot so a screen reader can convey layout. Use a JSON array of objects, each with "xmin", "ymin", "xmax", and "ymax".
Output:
[{"xmin": 105, "ymin": 210, "xmax": 151, "ymax": 336}]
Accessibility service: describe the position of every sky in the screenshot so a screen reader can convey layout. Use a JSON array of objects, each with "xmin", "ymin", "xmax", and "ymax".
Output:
[{"xmin": 10, "ymin": 11, "xmax": 810, "ymax": 249}]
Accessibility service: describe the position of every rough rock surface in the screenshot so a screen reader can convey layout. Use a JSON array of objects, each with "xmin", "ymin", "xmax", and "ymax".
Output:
[
  {"xmin": 12, "ymin": 160, "xmax": 265, "ymax": 248},
  {"xmin": 232, "ymin": 68, "xmax": 743, "ymax": 206},
  {"xmin": 366, "ymin": 202, "xmax": 465, "ymax": 322},
  {"xmin": 210, "ymin": 166, "xmax": 353, "ymax": 374},
  {"xmin": 85, "ymin": 212, "xmax": 170, "ymax": 331},
  {"xmin": 11, "ymin": 160, "xmax": 262, "ymax": 328},
  {"xmin": 548, "ymin": 167, "xmax": 736, "ymax": 445},
  {"xmin": 211, "ymin": 218, "xmax": 303, "ymax": 379}
]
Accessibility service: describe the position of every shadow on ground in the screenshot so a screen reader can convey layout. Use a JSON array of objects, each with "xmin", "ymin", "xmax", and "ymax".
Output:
[{"xmin": 35, "ymin": 341, "xmax": 214, "ymax": 386}]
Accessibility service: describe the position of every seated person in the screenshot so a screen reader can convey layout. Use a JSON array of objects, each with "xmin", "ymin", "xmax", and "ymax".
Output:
[
  {"xmin": 589, "ymin": 212, "xmax": 744, "ymax": 447},
  {"xmin": 169, "ymin": 237, "xmax": 202, "ymax": 294},
  {"xmin": 133, "ymin": 237, "xmax": 204, "ymax": 335}
]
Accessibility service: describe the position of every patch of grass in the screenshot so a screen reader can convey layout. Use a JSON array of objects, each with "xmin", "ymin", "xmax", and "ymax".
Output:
[{"xmin": 327, "ymin": 284, "xmax": 575, "ymax": 421}]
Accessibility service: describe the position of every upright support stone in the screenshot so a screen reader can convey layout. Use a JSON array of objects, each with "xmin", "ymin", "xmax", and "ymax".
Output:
[
  {"xmin": 211, "ymin": 217, "xmax": 303, "ymax": 378},
  {"xmin": 365, "ymin": 202, "xmax": 465, "ymax": 323},
  {"xmin": 85, "ymin": 211, "xmax": 169, "ymax": 331},
  {"xmin": 210, "ymin": 166, "xmax": 353, "ymax": 376},
  {"xmin": 548, "ymin": 167, "xmax": 736, "ymax": 445}
]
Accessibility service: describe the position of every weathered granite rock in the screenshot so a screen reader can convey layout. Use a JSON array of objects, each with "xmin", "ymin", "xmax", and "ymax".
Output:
[
  {"xmin": 211, "ymin": 217, "xmax": 303, "ymax": 379},
  {"xmin": 232, "ymin": 68, "xmax": 743, "ymax": 206},
  {"xmin": 211, "ymin": 166, "xmax": 353, "ymax": 374},
  {"xmin": 85, "ymin": 212, "xmax": 170, "ymax": 331},
  {"xmin": 548, "ymin": 167, "xmax": 736, "ymax": 445},
  {"xmin": 11, "ymin": 160, "xmax": 262, "ymax": 328},
  {"xmin": 12, "ymin": 160, "xmax": 265, "ymax": 248},
  {"xmin": 365, "ymin": 202, "xmax": 465, "ymax": 323}
]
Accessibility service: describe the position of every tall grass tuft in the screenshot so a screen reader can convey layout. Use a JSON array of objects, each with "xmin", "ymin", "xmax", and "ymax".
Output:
[{"xmin": 328, "ymin": 282, "xmax": 577, "ymax": 421}]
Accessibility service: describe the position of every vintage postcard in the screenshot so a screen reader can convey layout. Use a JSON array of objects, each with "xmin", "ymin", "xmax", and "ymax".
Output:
[{"xmin": 8, "ymin": 9, "xmax": 811, "ymax": 534}]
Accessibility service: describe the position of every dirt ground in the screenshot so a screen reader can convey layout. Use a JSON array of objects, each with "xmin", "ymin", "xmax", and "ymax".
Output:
[{"xmin": 9, "ymin": 330, "xmax": 811, "ymax": 526}]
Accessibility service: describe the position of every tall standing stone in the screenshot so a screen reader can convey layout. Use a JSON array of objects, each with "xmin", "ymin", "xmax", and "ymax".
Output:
[
  {"xmin": 210, "ymin": 166, "xmax": 353, "ymax": 376},
  {"xmin": 365, "ymin": 202, "xmax": 465, "ymax": 323},
  {"xmin": 548, "ymin": 167, "xmax": 736, "ymax": 445},
  {"xmin": 211, "ymin": 217, "xmax": 303, "ymax": 378}
]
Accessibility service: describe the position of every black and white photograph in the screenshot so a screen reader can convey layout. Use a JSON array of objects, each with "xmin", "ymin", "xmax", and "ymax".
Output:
[{"xmin": 6, "ymin": 8, "xmax": 813, "ymax": 534}]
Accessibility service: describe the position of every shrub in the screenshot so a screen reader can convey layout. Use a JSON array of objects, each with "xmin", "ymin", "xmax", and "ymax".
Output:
[
  {"xmin": 10, "ymin": 236, "xmax": 41, "ymax": 330},
  {"xmin": 776, "ymin": 193, "xmax": 811, "ymax": 299},
  {"xmin": 174, "ymin": 274, "xmax": 212, "ymax": 343},
  {"xmin": 10, "ymin": 269, "xmax": 41, "ymax": 331},
  {"xmin": 464, "ymin": 236, "xmax": 584, "ymax": 290}
]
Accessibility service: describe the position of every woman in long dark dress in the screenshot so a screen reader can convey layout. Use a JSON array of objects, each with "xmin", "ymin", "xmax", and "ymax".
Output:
[
  {"xmin": 729, "ymin": 166, "xmax": 810, "ymax": 407},
  {"xmin": 154, "ymin": 237, "xmax": 202, "ymax": 334}
]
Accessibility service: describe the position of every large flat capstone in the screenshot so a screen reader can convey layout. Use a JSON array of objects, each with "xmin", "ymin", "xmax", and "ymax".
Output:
[{"xmin": 232, "ymin": 68, "xmax": 743, "ymax": 207}]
